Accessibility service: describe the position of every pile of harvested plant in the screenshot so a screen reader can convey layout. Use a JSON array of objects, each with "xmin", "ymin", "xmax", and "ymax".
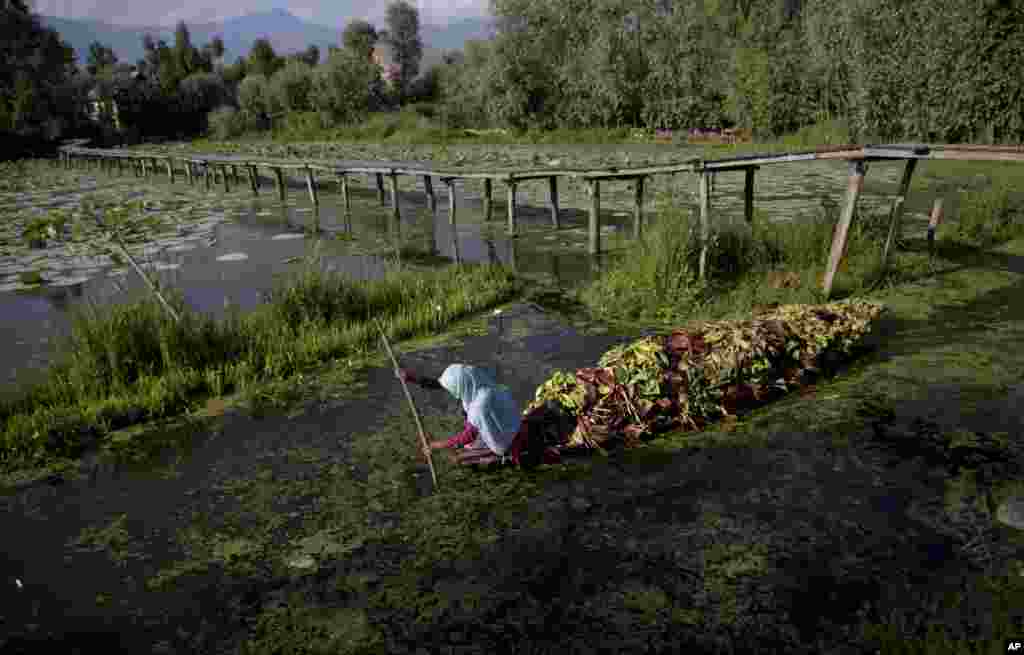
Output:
[{"xmin": 524, "ymin": 300, "xmax": 885, "ymax": 451}]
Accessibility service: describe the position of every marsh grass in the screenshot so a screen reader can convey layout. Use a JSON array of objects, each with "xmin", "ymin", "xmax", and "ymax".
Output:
[{"xmin": 0, "ymin": 255, "xmax": 520, "ymax": 469}]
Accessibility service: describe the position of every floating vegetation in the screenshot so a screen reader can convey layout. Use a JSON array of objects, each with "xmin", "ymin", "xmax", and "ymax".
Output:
[
  {"xmin": 528, "ymin": 300, "xmax": 885, "ymax": 451},
  {"xmin": 216, "ymin": 252, "xmax": 249, "ymax": 262}
]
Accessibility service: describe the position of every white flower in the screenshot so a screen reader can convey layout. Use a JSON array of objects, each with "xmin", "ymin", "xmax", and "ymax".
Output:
[{"xmin": 15, "ymin": 579, "xmax": 22, "ymax": 589}]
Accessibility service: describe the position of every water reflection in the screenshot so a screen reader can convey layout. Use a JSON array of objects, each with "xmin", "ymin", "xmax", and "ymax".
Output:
[{"xmin": 0, "ymin": 181, "xmax": 608, "ymax": 393}]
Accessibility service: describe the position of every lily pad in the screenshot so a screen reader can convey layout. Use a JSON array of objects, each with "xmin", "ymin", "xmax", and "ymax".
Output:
[
  {"xmin": 216, "ymin": 252, "xmax": 249, "ymax": 262},
  {"xmin": 271, "ymin": 233, "xmax": 305, "ymax": 241}
]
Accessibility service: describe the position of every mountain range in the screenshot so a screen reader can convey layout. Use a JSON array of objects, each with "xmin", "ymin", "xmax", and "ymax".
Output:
[{"xmin": 41, "ymin": 9, "xmax": 496, "ymax": 75}]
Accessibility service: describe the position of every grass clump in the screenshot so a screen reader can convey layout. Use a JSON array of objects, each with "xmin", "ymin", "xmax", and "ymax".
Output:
[
  {"xmin": 0, "ymin": 257, "xmax": 520, "ymax": 470},
  {"xmin": 953, "ymin": 180, "xmax": 1024, "ymax": 248}
]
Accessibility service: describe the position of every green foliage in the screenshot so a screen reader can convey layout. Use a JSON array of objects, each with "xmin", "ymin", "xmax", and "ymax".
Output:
[
  {"xmin": 308, "ymin": 50, "xmax": 381, "ymax": 127},
  {"xmin": 954, "ymin": 182, "xmax": 1024, "ymax": 248},
  {"xmin": 86, "ymin": 41, "xmax": 118, "ymax": 76},
  {"xmin": 268, "ymin": 59, "xmax": 315, "ymax": 114},
  {"xmin": 341, "ymin": 19, "xmax": 379, "ymax": 61},
  {"xmin": 237, "ymin": 74, "xmax": 271, "ymax": 128},
  {"xmin": 248, "ymin": 38, "xmax": 283, "ymax": 78},
  {"xmin": 207, "ymin": 105, "xmax": 246, "ymax": 140},
  {"xmin": 384, "ymin": 0, "xmax": 424, "ymax": 99}
]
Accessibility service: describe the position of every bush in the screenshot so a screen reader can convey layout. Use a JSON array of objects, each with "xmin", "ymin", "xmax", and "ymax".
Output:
[
  {"xmin": 237, "ymin": 74, "xmax": 271, "ymax": 129},
  {"xmin": 268, "ymin": 59, "xmax": 315, "ymax": 115},
  {"xmin": 954, "ymin": 181, "xmax": 1024, "ymax": 247},
  {"xmin": 207, "ymin": 106, "xmax": 246, "ymax": 140},
  {"xmin": 309, "ymin": 50, "xmax": 381, "ymax": 127}
]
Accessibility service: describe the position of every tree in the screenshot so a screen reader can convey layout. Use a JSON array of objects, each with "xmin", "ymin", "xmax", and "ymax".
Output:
[
  {"xmin": 384, "ymin": 1, "xmax": 423, "ymax": 99},
  {"xmin": 86, "ymin": 41, "xmax": 118, "ymax": 76},
  {"xmin": 342, "ymin": 19, "xmax": 378, "ymax": 60},
  {"xmin": 173, "ymin": 21, "xmax": 198, "ymax": 79},
  {"xmin": 268, "ymin": 59, "xmax": 314, "ymax": 114},
  {"xmin": 309, "ymin": 49, "xmax": 382, "ymax": 126},
  {"xmin": 248, "ymin": 38, "xmax": 282, "ymax": 77}
]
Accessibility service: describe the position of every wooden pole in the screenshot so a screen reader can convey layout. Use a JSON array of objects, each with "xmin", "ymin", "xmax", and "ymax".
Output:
[
  {"xmin": 633, "ymin": 176, "xmax": 645, "ymax": 240},
  {"xmin": 587, "ymin": 179, "xmax": 601, "ymax": 256},
  {"xmin": 338, "ymin": 173, "xmax": 351, "ymax": 215},
  {"xmin": 222, "ymin": 165, "xmax": 231, "ymax": 193},
  {"xmin": 880, "ymin": 158, "xmax": 918, "ymax": 274},
  {"xmin": 111, "ymin": 235, "xmax": 180, "ymax": 323},
  {"xmin": 699, "ymin": 171, "xmax": 711, "ymax": 280},
  {"xmin": 822, "ymin": 160, "xmax": 868, "ymax": 298},
  {"xmin": 248, "ymin": 166, "xmax": 258, "ymax": 195},
  {"xmin": 744, "ymin": 167, "xmax": 757, "ymax": 226},
  {"xmin": 506, "ymin": 179, "xmax": 518, "ymax": 236},
  {"xmin": 305, "ymin": 167, "xmax": 319, "ymax": 206},
  {"xmin": 483, "ymin": 178, "xmax": 493, "ymax": 221},
  {"xmin": 389, "ymin": 172, "xmax": 401, "ymax": 226},
  {"xmin": 375, "ymin": 172, "xmax": 386, "ymax": 205},
  {"xmin": 204, "ymin": 164, "xmax": 212, "ymax": 191},
  {"xmin": 166, "ymin": 159, "xmax": 175, "ymax": 184},
  {"xmin": 274, "ymin": 168, "xmax": 286, "ymax": 202},
  {"xmin": 444, "ymin": 178, "xmax": 461, "ymax": 264},
  {"xmin": 548, "ymin": 176, "xmax": 561, "ymax": 229},
  {"xmin": 423, "ymin": 175, "xmax": 436, "ymax": 214},
  {"xmin": 375, "ymin": 319, "xmax": 439, "ymax": 492},
  {"xmin": 927, "ymin": 197, "xmax": 944, "ymax": 259},
  {"xmin": 231, "ymin": 165, "xmax": 239, "ymax": 186}
]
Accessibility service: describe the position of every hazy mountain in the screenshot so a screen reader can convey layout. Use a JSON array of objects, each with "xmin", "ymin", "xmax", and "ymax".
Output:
[{"xmin": 40, "ymin": 10, "xmax": 495, "ymax": 73}]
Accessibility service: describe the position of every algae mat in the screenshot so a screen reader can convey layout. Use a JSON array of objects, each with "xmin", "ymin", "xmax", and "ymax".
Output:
[{"xmin": 3, "ymin": 239, "xmax": 1024, "ymax": 653}]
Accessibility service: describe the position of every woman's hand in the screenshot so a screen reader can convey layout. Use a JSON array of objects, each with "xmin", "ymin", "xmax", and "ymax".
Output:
[
  {"xmin": 397, "ymin": 368, "xmax": 416, "ymax": 384},
  {"xmin": 428, "ymin": 440, "xmax": 448, "ymax": 450}
]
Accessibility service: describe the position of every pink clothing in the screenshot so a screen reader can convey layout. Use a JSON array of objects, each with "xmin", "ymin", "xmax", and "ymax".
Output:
[{"xmin": 444, "ymin": 421, "xmax": 479, "ymax": 448}]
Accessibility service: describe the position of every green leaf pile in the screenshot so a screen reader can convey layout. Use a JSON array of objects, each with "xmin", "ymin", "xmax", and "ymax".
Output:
[{"xmin": 526, "ymin": 300, "xmax": 885, "ymax": 450}]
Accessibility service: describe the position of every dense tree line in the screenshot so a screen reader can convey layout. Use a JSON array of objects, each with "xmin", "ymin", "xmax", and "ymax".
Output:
[{"xmin": 437, "ymin": 0, "xmax": 1024, "ymax": 143}]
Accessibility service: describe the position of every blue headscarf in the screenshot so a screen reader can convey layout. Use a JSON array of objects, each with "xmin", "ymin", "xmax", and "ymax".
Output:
[{"xmin": 439, "ymin": 364, "xmax": 520, "ymax": 455}]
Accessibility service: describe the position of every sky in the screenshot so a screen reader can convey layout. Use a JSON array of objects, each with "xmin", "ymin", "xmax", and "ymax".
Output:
[{"xmin": 30, "ymin": 0, "xmax": 490, "ymax": 27}]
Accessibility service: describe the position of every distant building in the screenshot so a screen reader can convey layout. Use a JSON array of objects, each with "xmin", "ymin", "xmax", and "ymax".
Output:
[{"xmin": 371, "ymin": 42, "xmax": 400, "ymax": 88}]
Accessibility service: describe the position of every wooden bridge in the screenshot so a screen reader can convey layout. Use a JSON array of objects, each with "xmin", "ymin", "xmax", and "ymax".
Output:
[{"xmin": 55, "ymin": 142, "xmax": 1024, "ymax": 298}]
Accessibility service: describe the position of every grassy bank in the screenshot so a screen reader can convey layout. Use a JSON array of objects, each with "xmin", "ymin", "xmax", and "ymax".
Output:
[
  {"xmin": 0, "ymin": 255, "xmax": 520, "ymax": 471},
  {"xmin": 569, "ymin": 176, "xmax": 1024, "ymax": 332}
]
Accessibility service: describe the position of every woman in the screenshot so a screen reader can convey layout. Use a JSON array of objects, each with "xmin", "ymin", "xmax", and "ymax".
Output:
[{"xmin": 398, "ymin": 364, "xmax": 527, "ymax": 466}]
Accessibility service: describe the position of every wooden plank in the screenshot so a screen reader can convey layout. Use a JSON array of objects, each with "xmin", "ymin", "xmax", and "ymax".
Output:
[
  {"xmin": 879, "ymin": 159, "xmax": 918, "ymax": 274},
  {"xmin": 305, "ymin": 167, "xmax": 319, "ymax": 206},
  {"xmin": 507, "ymin": 181, "xmax": 517, "ymax": 236},
  {"xmin": 633, "ymin": 176, "xmax": 645, "ymax": 239},
  {"xmin": 483, "ymin": 178, "xmax": 493, "ymax": 221},
  {"xmin": 822, "ymin": 161, "xmax": 868, "ymax": 298},
  {"xmin": 423, "ymin": 175, "xmax": 436, "ymax": 214},
  {"xmin": 548, "ymin": 177, "xmax": 561, "ymax": 229},
  {"xmin": 744, "ymin": 167, "xmax": 757, "ymax": 225},
  {"xmin": 274, "ymin": 168, "xmax": 286, "ymax": 202},
  {"xmin": 698, "ymin": 172, "xmax": 710, "ymax": 280},
  {"xmin": 588, "ymin": 179, "xmax": 601, "ymax": 256},
  {"xmin": 375, "ymin": 172, "xmax": 386, "ymax": 205}
]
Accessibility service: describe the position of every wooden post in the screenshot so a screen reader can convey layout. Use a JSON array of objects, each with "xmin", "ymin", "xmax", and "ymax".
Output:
[
  {"xmin": 151, "ymin": 158, "xmax": 159, "ymax": 178},
  {"xmin": 274, "ymin": 168, "xmax": 286, "ymax": 202},
  {"xmin": 248, "ymin": 166, "xmax": 258, "ymax": 195},
  {"xmin": 231, "ymin": 165, "xmax": 240, "ymax": 186},
  {"xmin": 822, "ymin": 160, "xmax": 868, "ymax": 298},
  {"xmin": 305, "ymin": 167, "xmax": 319, "ymax": 206},
  {"xmin": 927, "ymin": 197, "xmax": 944, "ymax": 258},
  {"xmin": 698, "ymin": 171, "xmax": 711, "ymax": 280},
  {"xmin": 222, "ymin": 165, "xmax": 231, "ymax": 193},
  {"xmin": 185, "ymin": 161, "xmax": 193, "ymax": 185},
  {"xmin": 744, "ymin": 167, "xmax": 757, "ymax": 226},
  {"xmin": 166, "ymin": 159, "xmax": 175, "ymax": 184},
  {"xmin": 548, "ymin": 177, "xmax": 561, "ymax": 229},
  {"xmin": 389, "ymin": 172, "xmax": 401, "ymax": 227},
  {"xmin": 483, "ymin": 178, "xmax": 493, "ymax": 221},
  {"xmin": 423, "ymin": 176, "xmax": 436, "ymax": 214},
  {"xmin": 375, "ymin": 172, "xmax": 386, "ymax": 205},
  {"xmin": 338, "ymin": 173, "xmax": 351, "ymax": 215},
  {"xmin": 880, "ymin": 158, "xmax": 918, "ymax": 274},
  {"xmin": 587, "ymin": 179, "xmax": 601, "ymax": 256},
  {"xmin": 444, "ymin": 178, "xmax": 461, "ymax": 264},
  {"xmin": 508, "ymin": 237, "xmax": 517, "ymax": 272},
  {"xmin": 204, "ymin": 164, "xmax": 212, "ymax": 191},
  {"xmin": 506, "ymin": 179, "xmax": 518, "ymax": 236},
  {"xmin": 633, "ymin": 176, "xmax": 645, "ymax": 240}
]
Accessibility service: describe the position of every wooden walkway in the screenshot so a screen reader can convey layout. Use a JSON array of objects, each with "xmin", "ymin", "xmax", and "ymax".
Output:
[{"xmin": 55, "ymin": 142, "xmax": 1024, "ymax": 298}]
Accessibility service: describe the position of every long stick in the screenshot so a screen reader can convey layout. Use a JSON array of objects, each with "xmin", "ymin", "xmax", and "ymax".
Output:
[
  {"xmin": 110, "ymin": 232, "xmax": 181, "ymax": 323},
  {"xmin": 375, "ymin": 320, "xmax": 439, "ymax": 491}
]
